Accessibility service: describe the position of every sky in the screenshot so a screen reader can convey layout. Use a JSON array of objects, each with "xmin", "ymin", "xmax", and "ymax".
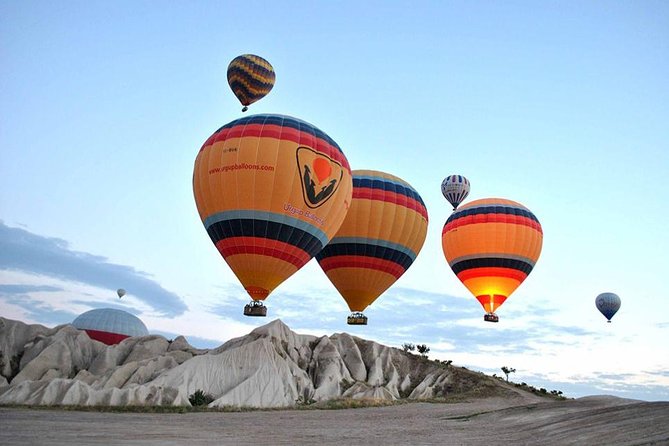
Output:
[{"xmin": 1, "ymin": 1, "xmax": 668, "ymax": 401}]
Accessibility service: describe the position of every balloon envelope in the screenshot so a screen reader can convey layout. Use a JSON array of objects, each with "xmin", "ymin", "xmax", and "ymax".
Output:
[
  {"xmin": 227, "ymin": 54, "xmax": 275, "ymax": 111},
  {"xmin": 595, "ymin": 292, "xmax": 621, "ymax": 322},
  {"xmin": 442, "ymin": 198, "xmax": 543, "ymax": 315},
  {"xmin": 72, "ymin": 308, "xmax": 148, "ymax": 345},
  {"xmin": 316, "ymin": 170, "xmax": 428, "ymax": 312},
  {"xmin": 441, "ymin": 175, "xmax": 470, "ymax": 210},
  {"xmin": 193, "ymin": 114, "xmax": 353, "ymax": 304},
  {"xmin": 117, "ymin": 288, "xmax": 126, "ymax": 299}
]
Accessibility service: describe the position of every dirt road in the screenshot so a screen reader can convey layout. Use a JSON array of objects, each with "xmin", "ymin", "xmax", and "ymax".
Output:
[{"xmin": 1, "ymin": 396, "xmax": 667, "ymax": 445}]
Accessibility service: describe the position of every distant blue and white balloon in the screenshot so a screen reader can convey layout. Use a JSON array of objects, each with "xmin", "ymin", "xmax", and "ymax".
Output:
[
  {"xmin": 441, "ymin": 175, "xmax": 470, "ymax": 210},
  {"xmin": 595, "ymin": 292, "xmax": 621, "ymax": 323}
]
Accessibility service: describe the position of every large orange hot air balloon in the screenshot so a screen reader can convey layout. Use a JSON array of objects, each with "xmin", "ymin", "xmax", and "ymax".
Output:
[
  {"xmin": 193, "ymin": 114, "xmax": 353, "ymax": 316},
  {"xmin": 442, "ymin": 198, "xmax": 543, "ymax": 322},
  {"xmin": 227, "ymin": 54, "xmax": 275, "ymax": 112},
  {"xmin": 316, "ymin": 170, "xmax": 428, "ymax": 325}
]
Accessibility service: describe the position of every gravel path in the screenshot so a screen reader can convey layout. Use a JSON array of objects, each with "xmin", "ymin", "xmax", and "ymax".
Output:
[{"xmin": 1, "ymin": 396, "xmax": 667, "ymax": 446}]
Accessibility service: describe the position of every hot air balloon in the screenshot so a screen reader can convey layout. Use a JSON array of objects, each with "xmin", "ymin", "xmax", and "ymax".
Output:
[
  {"xmin": 442, "ymin": 198, "xmax": 543, "ymax": 322},
  {"xmin": 595, "ymin": 292, "xmax": 621, "ymax": 322},
  {"xmin": 441, "ymin": 175, "xmax": 470, "ymax": 210},
  {"xmin": 193, "ymin": 114, "xmax": 353, "ymax": 317},
  {"xmin": 72, "ymin": 308, "xmax": 148, "ymax": 345},
  {"xmin": 227, "ymin": 54, "xmax": 275, "ymax": 112},
  {"xmin": 117, "ymin": 288, "xmax": 126, "ymax": 299},
  {"xmin": 316, "ymin": 170, "xmax": 428, "ymax": 325}
]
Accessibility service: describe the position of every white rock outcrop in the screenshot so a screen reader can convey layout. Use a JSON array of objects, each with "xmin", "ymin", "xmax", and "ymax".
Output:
[{"xmin": 0, "ymin": 317, "xmax": 513, "ymax": 408}]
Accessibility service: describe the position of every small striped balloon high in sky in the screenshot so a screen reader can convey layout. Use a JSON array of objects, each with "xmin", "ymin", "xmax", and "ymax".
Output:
[
  {"xmin": 441, "ymin": 174, "xmax": 470, "ymax": 210},
  {"xmin": 227, "ymin": 54, "xmax": 275, "ymax": 112},
  {"xmin": 442, "ymin": 198, "xmax": 543, "ymax": 321},
  {"xmin": 317, "ymin": 170, "xmax": 428, "ymax": 324}
]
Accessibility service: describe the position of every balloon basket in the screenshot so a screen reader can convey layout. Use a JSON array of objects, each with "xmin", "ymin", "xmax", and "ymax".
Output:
[
  {"xmin": 244, "ymin": 301, "xmax": 267, "ymax": 317},
  {"xmin": 483, "ymin": 313, "xmax": 499, "ymax": 323},
  {"xmin": 347, "ymin": 312, "xmax": 368, "ymax": 325}
]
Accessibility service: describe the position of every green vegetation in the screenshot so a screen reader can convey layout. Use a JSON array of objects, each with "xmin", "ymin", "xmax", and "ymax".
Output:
[
  {"xmin": 401, "ymin": 342, "xmax": 432, "ymax": 359},
  {"xmin": 188, "ymin": 389, "xmax": 214, "ymax": 406},
  {"xmin": 297, "ymin": 398, "xmax": 403, "ymax": 410},
  {"xmin": 504, "ymin": 381, "xmax": 566, "ymax": 400},
  {"xmin": 416, "ymin": 344, "xmax": 430, "ymax": 359},
  {"xmin": 501, "ymin": 366, "xmax": 516, "ymax": 382},
  {"xmin": 295, "ymin": 395, "xmax": 316, "ymax": 406},
  {"xmin": 434, "ymin": 359, "xmax": 453, "ymax": 368}
]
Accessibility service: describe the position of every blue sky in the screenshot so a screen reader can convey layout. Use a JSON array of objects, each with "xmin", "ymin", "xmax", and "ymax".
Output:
[{"xmin": 1, "ymin": 1, "xmax": 668, "ymax": 401}]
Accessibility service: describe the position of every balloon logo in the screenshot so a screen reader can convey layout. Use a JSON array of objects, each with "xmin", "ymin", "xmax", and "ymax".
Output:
[
  {"xmin": 297, "ymin": 147, "xmax": 344, "ymax": 209},
  {"xmin": 595, "ymin": 292, "xmax": 621, "ymax": 323},
  {"xmin": 313, "ymin": 158, "xmax": 332, "ymax": 183},
  {"xmin": 442, "ymin": 198, "xmax": 543, "ymax": 322}
]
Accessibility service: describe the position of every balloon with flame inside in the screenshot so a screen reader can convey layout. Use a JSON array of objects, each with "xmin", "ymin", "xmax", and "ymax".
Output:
[{"xmin": 442, "ymin": 198, "xmax": 543, "ymax": 323}]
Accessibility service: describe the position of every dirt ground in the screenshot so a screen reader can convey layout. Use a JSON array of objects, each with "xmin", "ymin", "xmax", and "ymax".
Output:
[{"xmin": 1, "ymin": 396, "xmax": 668, "ymax": 446}]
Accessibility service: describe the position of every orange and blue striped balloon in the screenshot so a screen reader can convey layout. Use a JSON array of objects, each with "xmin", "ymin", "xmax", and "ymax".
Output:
[
  {"xmin": 442, "ymin": 198, "xmax": 543, "ymax": 315},
  {"xmin": 193, "ymin": 114, "xmax": 352, "ymax": 303},
  {"xmin": 316, "ymin": 170, "xmax": 428, "ymax": 313},
  {"xmin": 227, "ymin": 54, "xmax": 275, "ymax": 111}
]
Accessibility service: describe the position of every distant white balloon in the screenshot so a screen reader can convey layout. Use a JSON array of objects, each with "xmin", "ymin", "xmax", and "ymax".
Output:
[
  {"xmin": 441, "ymin": 175, "xmax": 470, "ymax": 210},
  {"xmin": 117, "ymin": 288, "xmax": 126, "ymax": 299}
]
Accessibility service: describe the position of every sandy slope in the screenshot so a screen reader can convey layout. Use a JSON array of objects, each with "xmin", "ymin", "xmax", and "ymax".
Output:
[{"xmin": 1, "ymin": 396, "xmax": 667, "ymax": 446}]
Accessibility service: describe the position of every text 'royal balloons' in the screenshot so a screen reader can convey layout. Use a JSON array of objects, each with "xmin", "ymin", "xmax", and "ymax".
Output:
[
  {"xmin": 442, "ymin": 198, "xmax": 543, "ymax": 322},
  {"xmin": 441, "ymin": 175, "xmax": 470, "ymax": 210},
  {"xmin": 595, "ymin": 292, "xmax": 621, "ymax": 322},
  {"xmin": 193, "ymin": 114, "xmax": 353, "ymax": 315},
  {"xmin": 227, "ymin": 54, "xmax": 275, "ymax": 112},
  {"xmin": 316, "ymin": 170, "xmax": 428, "ymax": 324}
]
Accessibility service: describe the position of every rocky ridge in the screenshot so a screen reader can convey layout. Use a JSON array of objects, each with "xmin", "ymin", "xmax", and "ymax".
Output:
[{"xmin": 0, "ymin": 317, "xmax": 541, "ymax": 408}]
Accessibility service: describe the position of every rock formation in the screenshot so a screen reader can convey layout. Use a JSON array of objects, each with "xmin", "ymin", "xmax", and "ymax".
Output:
[{"xmin": 0, "ymin": 316, "xmax": 535, "ymax": 408}]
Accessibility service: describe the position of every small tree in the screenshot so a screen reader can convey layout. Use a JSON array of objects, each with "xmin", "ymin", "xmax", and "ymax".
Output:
[
  {"xmin": 402, "ymin": 343, "xmax": 416, "ymax": 353},
  {"xmin": 416, "ymin": 344, "xmax": 430, "ymax": 359},
  {"xmin": 501, "ymin": 366, "xmax": 516, "ymax": 382}
]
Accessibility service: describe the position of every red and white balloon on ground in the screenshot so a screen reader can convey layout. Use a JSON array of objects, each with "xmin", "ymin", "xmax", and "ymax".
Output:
[{"xmin": 72, "ymin": 308, "xmax": 149, "ymax": 345}]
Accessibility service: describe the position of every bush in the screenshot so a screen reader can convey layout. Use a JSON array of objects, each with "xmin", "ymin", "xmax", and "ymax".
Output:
[
  {"xmin": 188, "ymin": 389, "xmax": 214, "ymax": 406},
  {"xmin": 295, "ymin": 395, "xmax": 316, "ymax": 406},
  {"xmin": 416, "ymin": 344, "xmax": 430, "ymax": 358}
]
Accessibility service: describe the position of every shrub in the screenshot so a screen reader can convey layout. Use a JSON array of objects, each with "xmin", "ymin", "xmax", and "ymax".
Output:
[
  {"xmin": 416, "ymin": 344, "xmax": 430, "ymax": 359},
  {"xmin": 188, "ymin": 389, "xmax": 214, "ymax": 406},
  {"xmin": 295, "ymin": 395, "xmax": 316, "ymax": 406}
]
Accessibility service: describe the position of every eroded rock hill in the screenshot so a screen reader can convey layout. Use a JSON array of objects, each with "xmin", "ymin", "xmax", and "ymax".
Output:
[{"xmin": 0, "ymin": 317, "xmax": 541, "ymax": 408}]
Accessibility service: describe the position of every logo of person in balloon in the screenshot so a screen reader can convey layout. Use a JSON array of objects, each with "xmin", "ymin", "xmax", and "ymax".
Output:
[{"xmin": 296, "ymin": 147, "xmax": 343, "ymax": 208}]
